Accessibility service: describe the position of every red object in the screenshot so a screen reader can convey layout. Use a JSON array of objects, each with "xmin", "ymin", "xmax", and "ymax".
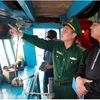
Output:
[
  {"xmin": 79, "ymin": 19, "xmax": 93, "ymax": 50},
  {"xmin": 13, "ymin": 65, "xmax": 17, "ymax": 71}
]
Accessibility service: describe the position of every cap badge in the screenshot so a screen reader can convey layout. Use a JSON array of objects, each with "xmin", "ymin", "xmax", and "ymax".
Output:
[{"xmin": 68, "ymin": 18, "xmax": 73, "ymax": 22}]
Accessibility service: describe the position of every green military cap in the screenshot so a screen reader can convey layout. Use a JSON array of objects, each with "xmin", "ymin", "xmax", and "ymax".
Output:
[
  {"xmin": 64, "ymin": 16, "xmax": 82, "ymax": 37},
  {"xmin": 88, "ymin": 12, "xmax": 98, "ymax": 22},
  {"xmin": 88, "ymin": 8, "xmax": 100, "ymax": 23},
  {"xmin": 88, "ymin": 12, "xmax": 100, "ymax": 23}
]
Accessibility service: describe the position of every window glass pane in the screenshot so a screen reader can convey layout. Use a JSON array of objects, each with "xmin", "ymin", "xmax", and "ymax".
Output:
[
  {"xmin": 0, "ymin": 40, "xmax": 8, "ymax": 67},
  {"xmin": 4, "ymin": 40, "xmax": 15, "ymax": 66}
]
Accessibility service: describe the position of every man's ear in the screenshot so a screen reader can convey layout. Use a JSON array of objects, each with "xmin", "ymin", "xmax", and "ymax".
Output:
[{"xmin": 72, "ymin": 32, "xmax": 77, "ymax": 39}]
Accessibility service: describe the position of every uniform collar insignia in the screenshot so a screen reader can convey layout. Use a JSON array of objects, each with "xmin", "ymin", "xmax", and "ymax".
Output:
[
  {"xmin": 70, "ymin": 57, "xmax": 77, "ymax": 60},
  {"xmin": 56, "ymin": 50, "xmax": 63, "ymax": 55}
]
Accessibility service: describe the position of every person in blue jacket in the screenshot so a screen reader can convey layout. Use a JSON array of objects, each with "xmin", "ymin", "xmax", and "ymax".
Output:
[{"xmin": 42, "ymin": 30, "xmax": 57, "ymax": 93}]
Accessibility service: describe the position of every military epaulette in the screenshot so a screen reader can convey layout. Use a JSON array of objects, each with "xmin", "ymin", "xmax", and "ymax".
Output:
[{"xmin": 77, "ymin": 44, "xmax": 86, "ymax": 51}]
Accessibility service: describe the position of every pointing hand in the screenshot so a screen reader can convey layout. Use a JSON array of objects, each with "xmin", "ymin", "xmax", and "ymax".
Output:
[{"xmin": 8, "ymin": 24, "xmax": 23, "ymax": 37}]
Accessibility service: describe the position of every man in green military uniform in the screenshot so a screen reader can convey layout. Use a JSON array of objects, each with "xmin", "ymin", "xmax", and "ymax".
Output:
[{"xmin": 8, "ymin": 16, "xmax": 86, "ymax": 99}]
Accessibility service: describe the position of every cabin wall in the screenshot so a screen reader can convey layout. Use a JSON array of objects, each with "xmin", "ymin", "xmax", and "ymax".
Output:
[{"xmin": 23, "ymin": 27, "xmax": 37, "ymax": 67}]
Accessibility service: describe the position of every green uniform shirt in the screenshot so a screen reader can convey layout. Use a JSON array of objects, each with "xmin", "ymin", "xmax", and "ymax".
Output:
[{"xmin": 23, "ymin": 34, "xmax": 86, "ymax": 83}]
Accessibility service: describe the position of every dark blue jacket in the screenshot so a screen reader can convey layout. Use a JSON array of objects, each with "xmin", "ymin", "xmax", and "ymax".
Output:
[{"xmin": 43, "ymin": 50, "xmax": 53, "ymax": 84}]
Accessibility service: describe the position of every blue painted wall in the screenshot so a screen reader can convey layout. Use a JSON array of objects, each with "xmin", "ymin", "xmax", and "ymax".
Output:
[
  {"xmin": 23, "ymin": 28, "xmax": 37, "ymax": 67},
  {"xmin": 33, "ymin": 23, "xmax": 60, "ymax": 29}
]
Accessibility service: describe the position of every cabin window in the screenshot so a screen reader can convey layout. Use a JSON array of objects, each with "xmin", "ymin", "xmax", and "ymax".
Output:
[
  {"xmin": 0, "ymin": 40, "xmax": 9, "ymax": 67},
  {"xmin": 0, "ymin": 37, "xmax": 24, "ymax": 69},
  {"xmin": 33, "ymin": 28, "xmax": 59, "ymax": 66},
  {"xmin": 4, "ymin": 40, "xmax": 15, "ymax": 66}
]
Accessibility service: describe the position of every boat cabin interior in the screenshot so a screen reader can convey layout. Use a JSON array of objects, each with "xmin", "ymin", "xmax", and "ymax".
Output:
[{"xmin": 0, "ymin": 0, "xmax": 100, "ymax": 99}]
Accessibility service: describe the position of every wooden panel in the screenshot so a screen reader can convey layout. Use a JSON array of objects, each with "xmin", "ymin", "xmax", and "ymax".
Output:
[
  {"xmin": 4, "ymin": 1, "xmax": 73, "ymax": 22},
  {"xmin": 33, "ymin": 1, "xmax": 73, "ymax": 18}
]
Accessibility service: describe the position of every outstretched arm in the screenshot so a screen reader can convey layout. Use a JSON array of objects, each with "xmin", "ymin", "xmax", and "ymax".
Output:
[{"xmin": 8, "ymin": 24, "xmax": 57, "ymax": 52}]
